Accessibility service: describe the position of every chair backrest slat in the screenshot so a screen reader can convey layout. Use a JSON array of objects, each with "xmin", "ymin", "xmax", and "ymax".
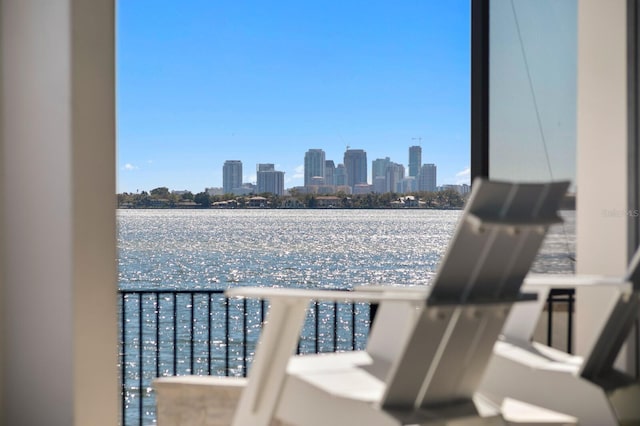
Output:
[
  {"xmin": 380, "ymin": 179, "xmax": 569, "ymax": 410},
  {"xmin": 580, "ymin": 248, "xmax": 640, "ymax": 381},
  {"xmin": 418, "ymin": 305, "xmax": 507, "ymax": 405},
  {"xmin": 428, "ymin": 180, "xmax": 566, "ymax": 304}
]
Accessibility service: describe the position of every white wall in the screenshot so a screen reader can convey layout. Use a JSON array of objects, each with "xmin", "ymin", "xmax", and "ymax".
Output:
[
  {"xmin": 576, "ymin": 0, "xmax": 633, "ymax": 367},
  {"xmin": 0, "ymin": 0, "xmax": 117, "ymax": 424}
]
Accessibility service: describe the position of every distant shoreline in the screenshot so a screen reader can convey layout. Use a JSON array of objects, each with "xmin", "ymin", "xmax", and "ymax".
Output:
[
  {"xmin": 116, "ymin": 206, "xmax": 465, "ymax": 210},
  {"xmin": 117, "ymin": 190, "xmax": 574, "ymax": 210},
  {"xmin": 117, "ymin": 188, "xmax": 471, "ymax": 210}
]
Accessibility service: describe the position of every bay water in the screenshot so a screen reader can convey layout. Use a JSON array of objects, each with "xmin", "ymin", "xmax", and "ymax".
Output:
[
  {"xmin": 118, "ymin": 209, "xmax": 575, "ymax": 291},
  {"xmin": 117, "ymin": 209, "xmax": 575, "ymax": 424}
]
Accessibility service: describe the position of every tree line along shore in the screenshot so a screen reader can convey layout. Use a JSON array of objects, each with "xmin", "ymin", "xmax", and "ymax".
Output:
[{"xmin": 117, "ymin": 186, "xmax": 469, "ymax": 210}]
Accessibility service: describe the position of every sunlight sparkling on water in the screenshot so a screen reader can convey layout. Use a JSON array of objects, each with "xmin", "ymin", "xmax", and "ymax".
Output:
[
  {"xmin": 117, "ymin": 208, "xmax": 575, "ymax": 425},
  {"xmin": 118, "ymin": 209, "xmax": 457, "ymax": 289},
  {"xmin": 118, "ymin": 209, "xmax": 575, "ymax": 290}
]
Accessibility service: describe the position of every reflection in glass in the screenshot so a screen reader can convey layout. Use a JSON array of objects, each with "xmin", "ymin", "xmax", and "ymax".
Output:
[
  {"xmin": 489, "ymin": 0, "xmax": 577, "ymax": 273},
  {"xmin": 490, "ymin": 0, "xmax": 576, "ymax": 190}
]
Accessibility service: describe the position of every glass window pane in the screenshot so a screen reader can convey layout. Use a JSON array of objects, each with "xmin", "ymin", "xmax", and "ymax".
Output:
[{"xmin": 489, "ymin": 0, "xmax": 576, "ymax": 275}]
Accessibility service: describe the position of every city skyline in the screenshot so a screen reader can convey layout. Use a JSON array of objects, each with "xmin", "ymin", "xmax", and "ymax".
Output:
[
  {"xmin": 214, "ymin": 145, "xmax": 438, "ymax": 195},
  {"xmin": 117, "ymin": 1, "xmax": 471, "ymax": 193}
]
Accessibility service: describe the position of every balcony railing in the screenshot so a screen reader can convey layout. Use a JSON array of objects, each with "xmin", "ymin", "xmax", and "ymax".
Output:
[
  {"xmin": 118, "ymin": 288, "xmax": 372, "ymax": 425},
  {"xmin": 118, "ymin": 288, "xmax": 574, "ymax": 426}
]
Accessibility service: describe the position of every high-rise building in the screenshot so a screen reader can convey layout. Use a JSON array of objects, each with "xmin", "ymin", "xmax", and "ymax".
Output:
[
  {"xmin": 257, "ymin": 163, "xmax": 275, "ymax": 172},
  {"xmin": 418, "ymin": 163, "xmax": 437, "ymax": 192},
  {"xmin": 223, "ymin": 160, "xmax": 243, "ymax": 194},
  {"xmin": 257, "ymin": 167, "xmax": 285, "ymax": 196},
  {"xmin": 400, "ymin": 176, "xmax": 417, "ymax": 193},
  {"xmin": 372, "ymin": 157, "xmax": 391, "ymax": 180},
  {"xmin": 409, "ymin": 146, "xmax": 422, "ymax": 177},
  {"xmin": 334, "ymin": 164, "xmax": 346, "ymax": 186},
  {"xmin": 373, "ymin": 176, "xmax": 386, "ymax": 193},
  {"xmin": 344, "ymin": 149, "xmax": 367, "ymax": 190},
  {"xmin": 385, "ymin": 162, "xmax": 405, "ymax": 193},
  {"xmin": 324, "ymin": 160, "xmax": 335, "ymax": 186},
  {"xmin": 304, "ymin": 149, "xmax": 326, "ymax": 186}
]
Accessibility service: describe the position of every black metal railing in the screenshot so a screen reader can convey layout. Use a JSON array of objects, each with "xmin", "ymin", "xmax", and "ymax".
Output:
[
  {"xmin": 545, "ymin": 288, "xmax": 575, "ymax": 353},
  {"xmin": 118, "ymin": 288, "xmax": 372, "ymax": 425},
  {"xmin": 118, "ymin": 287, "xmax": 575, "ymax": 426}
]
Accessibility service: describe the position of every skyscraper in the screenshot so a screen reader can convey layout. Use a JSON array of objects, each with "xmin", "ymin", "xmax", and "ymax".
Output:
[
  {"xmin": 418, "ymin": 163, "xmax": 437, "ymax": 192},
  {"xmin": 385, "ymin": 162, "xmax": 405, "ymax": 193},
  {"xmin": 257, "ymin": 164, "xmax": 285, "ymax": 196},
  {"xmin": 334, "ymin": 164, "xmax": 346, "ymax": 186},
  {"xmin": 223, "ymin": 160, "xmax": 243, "ymax": 194},
  {"xmin": 343, "ymin": 149, "xmax": 367, "ymax": 190},
  {"xmin": 409, "ymin": 146, "xmax": 422, "ymax": 177},
  {"xmin": 400, "ymin": 176, "xmax": 417, "ymax": 193},
  {"xmin": 257, "ymin": 163, "xmax": 275, "ymax": 172},
  {"xmin": 324, "ymin": 160, "xmax": 335, "ymax": 186},
  {"xmin": 372, "ymin": 157, "xmax": 391, "ymax": 180},
  {"xmin": 373, "ymin": 176, "xmax": 386, "ymax": 193},
  {"xmin": 304, "ymin": 149, "xmax": 326, "ymax": 187}
]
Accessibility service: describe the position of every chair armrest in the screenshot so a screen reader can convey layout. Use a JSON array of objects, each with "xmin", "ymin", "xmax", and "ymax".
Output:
[
  {"xmin": 502, "ymin": 275, "xmax": 632, "ymax": 342},
  {"xmin": 354, "ymin": 284, "xmax": 429, "ymax": 294},
  {"xmin": 225, "ymin": 286, "xmax": 427, "ymax": 426},
  {"xmin": 523, "ymin": 274, "xmax": 631, "ymax": 291},
  {"xmin": 225, "ymin": 286, "xmax": 428, "ymax": 303}
]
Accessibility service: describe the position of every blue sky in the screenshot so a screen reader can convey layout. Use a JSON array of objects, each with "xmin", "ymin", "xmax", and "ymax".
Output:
[{"xmin": 117, "ymin": 1, "xmax": 471, "ymax": 193}]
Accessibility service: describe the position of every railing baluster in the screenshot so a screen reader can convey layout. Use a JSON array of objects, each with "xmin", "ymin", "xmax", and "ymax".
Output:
[
  {"xmin": 333, "ymin": 302, "xmax": 338, "ymax": 353},
  {"xmin": 315, "ymin": 301, "xmax": 320, "ymax": 353},
  {"xmin": 352, "ymin": 303, "xmax": 357, "ymax": 350},
  {"xmin": 190, "ymin": 293, "xmax": 194, "ymax": 374},
  {"xmin": 173, "ymin": 293, "xmax": 177, "ymax": 375},
  {"xmin": 121, "ymin": 293, "xmax": 126, "ymax": 426},
  {"xmin": 208, "ymin": 294, "xmax": 212, "ymax": 375},
  {"xmin": 242, "ymin": 298, "xmax": 247, "ymax": 376},
  {"xmin": 138, "ymin": 294, "xmax": 143, "ymax": 426},
  {"xmin": 369, "ymin": 303, "xmax": 378, "ymax": 326},
  {"xmin": 155, "ymin": 293, "xmax": 160, "ymax": 379},
  {"xmin": 567, "ymin": 291, "xmax": 574, "ymax": 354},
  {"xmin": 547, "ymin": 291, "xmax": 554, "ymax": 347},
  {"xmin": 225, "ymin": 297, "xmax": 230, "ymax": 376}
]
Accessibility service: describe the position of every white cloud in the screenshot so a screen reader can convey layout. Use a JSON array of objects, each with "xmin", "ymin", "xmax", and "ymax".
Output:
[
  {"xmin": 455, "ymin": 167, "xmax": 471, "ymax": 184},
  {"xmin": 245, "ymin": 173, "xmax": 257, "ymax": 184},
  {"xmin": 124, "ymin": 163, "xmax": 138, "ymax": 171},
  {"xmin": 283, "ymin": 165, "xmax": 305, "ymax": 187}
]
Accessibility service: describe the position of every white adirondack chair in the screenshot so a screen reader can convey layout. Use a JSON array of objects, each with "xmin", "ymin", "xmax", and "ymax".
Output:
[
  {"xmin": 480, "ymin": 249, "xmax": 640, "ymax": 425},
  {"xmin": 227, "ymin": 179, "xmax": 574, "ymax": 426}
]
